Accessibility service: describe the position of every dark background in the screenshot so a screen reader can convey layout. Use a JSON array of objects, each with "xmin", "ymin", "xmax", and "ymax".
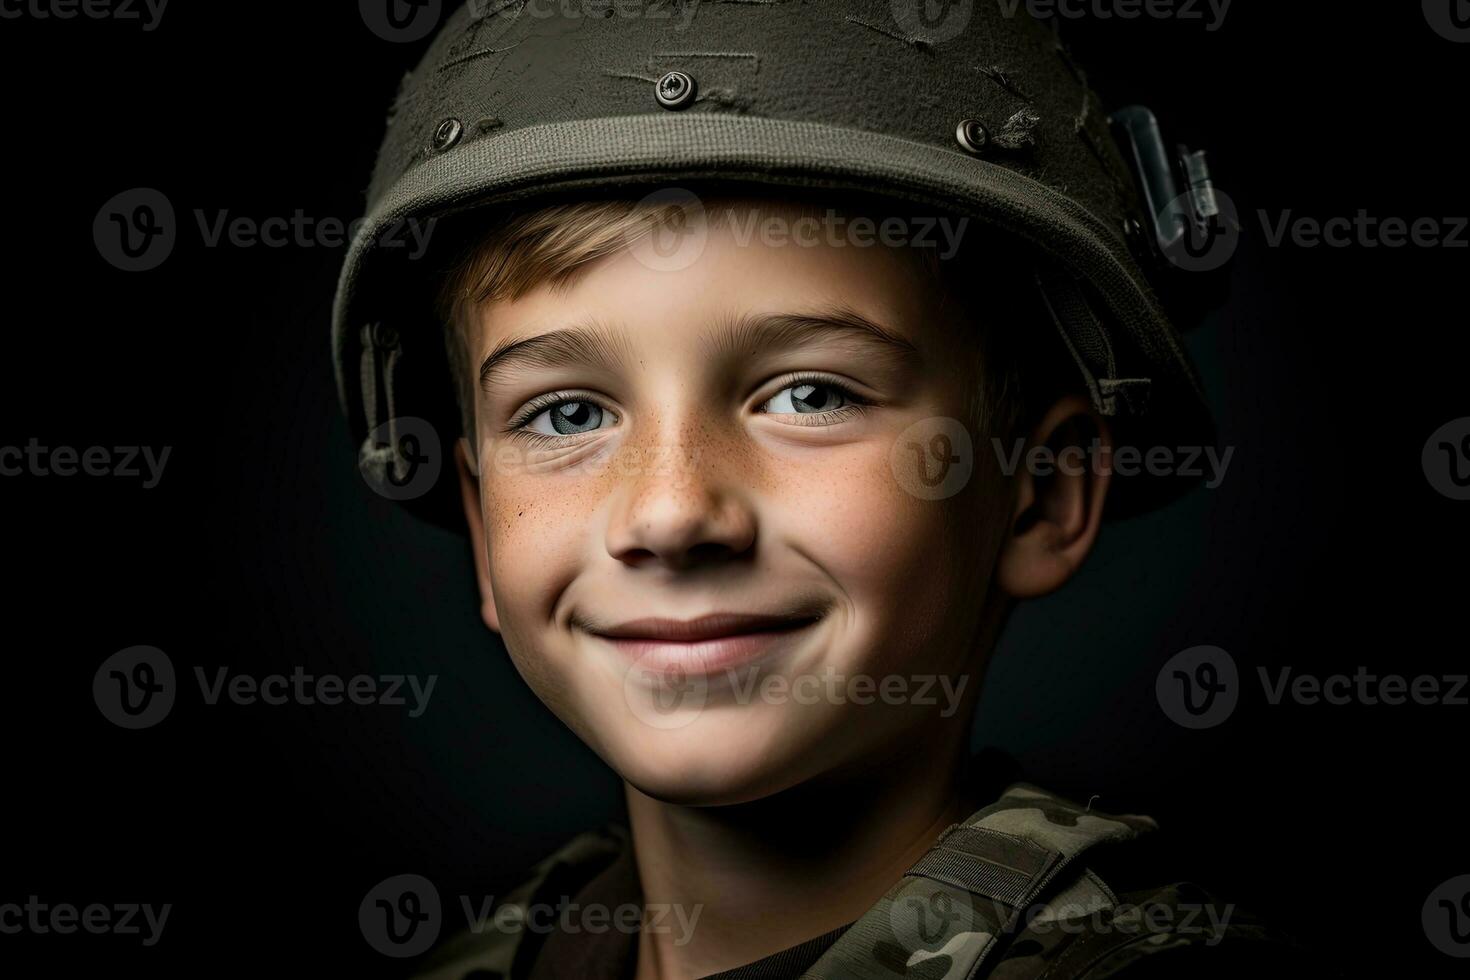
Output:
[{"xmin": 3, "ymin": 2, "xmax": 1465, "ymax": 976}]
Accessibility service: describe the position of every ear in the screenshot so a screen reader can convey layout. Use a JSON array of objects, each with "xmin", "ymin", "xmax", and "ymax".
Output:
[
  {"xmin": 455, "ymin": 437, "xmax": 502, "ymax": 633},
  {"xmin": 995, "ymin": 393, "xmax": 1112, "ymax": 599}
]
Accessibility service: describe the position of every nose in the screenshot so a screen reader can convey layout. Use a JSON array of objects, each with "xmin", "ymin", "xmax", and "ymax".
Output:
[{"xmin": 605, "ymin": 445, "xmax": 757, "ymax": 570}]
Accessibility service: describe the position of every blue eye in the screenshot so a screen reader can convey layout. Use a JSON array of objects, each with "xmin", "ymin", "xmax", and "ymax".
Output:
[
  {"xmin": 763, "ymin": 381, "xmax": 850, "ymax": 415},
  {"xmin": 525, "ymin": 400, "xmax": 613, "ymax": 436}
]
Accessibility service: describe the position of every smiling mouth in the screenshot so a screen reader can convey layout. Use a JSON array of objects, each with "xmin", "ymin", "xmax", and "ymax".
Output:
[{"xmin": 585, "ymin": 612, "xmax": 821, "ymax": 676}]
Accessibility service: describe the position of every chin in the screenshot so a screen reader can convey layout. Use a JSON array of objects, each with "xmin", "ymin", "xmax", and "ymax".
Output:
[
  {"xmin": 594, "ymin": 718, "xmax": 798, "ymax": 806},
  {"xmin": 618, "ymin": 754, "xmax": 805, "ymax": 808}
]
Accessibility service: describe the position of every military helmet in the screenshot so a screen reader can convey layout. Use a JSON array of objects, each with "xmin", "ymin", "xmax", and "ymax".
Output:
[{"xmin": 333, "ymin": 0, "xmax": 1229, "ymax": 530}]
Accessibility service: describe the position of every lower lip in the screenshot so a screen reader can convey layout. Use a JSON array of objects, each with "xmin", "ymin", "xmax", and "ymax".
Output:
[{"xmin": 596, "ymin": 623, "xmax": 815, "ymax": 677}]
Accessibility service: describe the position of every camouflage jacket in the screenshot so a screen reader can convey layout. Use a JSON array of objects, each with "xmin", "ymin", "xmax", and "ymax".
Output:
[{"xmin": 414, "ymin": 783, "xmax": 1316, "ymax": 979}]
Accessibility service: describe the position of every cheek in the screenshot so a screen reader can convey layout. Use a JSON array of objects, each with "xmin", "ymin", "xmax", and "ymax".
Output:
[
  {"xmin": 478, "ymin": 469, "xmax": 604, "ymax": 723},
  {"xmin": 763, "ymin": 441, "xmax": 972, "ymax": 639},
  {"xmin": 481, "ymin": 467, "xmax": 598, "ymax": 625}
]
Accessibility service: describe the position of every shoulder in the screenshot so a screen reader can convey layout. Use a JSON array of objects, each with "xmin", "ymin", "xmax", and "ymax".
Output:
[
  {"xmin": 411, "ymin": 825, "xmax": 630, "ymax": 980},
  {"xmin": 992, "ymin": 875, "xmax": 1317, "ymax": 979},
  {"xmin": 804, "ymin": 782, "xmax": 1319, "ymax": 979},
  {"xmin": 979, "ymin": 786, "xmax": 1318, "ymax": 978}
]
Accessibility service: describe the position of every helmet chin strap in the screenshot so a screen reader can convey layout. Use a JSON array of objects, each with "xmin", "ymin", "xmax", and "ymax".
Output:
[
  {"xmin": 1033, "ymin": 266, "xmax": 1152, "ymax": 418},
  {"xmin": 357, "ymin": 321, "xmax": 406, "ymax": 483}
]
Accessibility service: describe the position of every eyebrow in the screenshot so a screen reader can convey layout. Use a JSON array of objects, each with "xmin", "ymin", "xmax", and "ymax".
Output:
[
  {"xmin": 703, "ymin": 306, "xmax": 920, "ymax": 364},
  {"xmin": 478, "ymin": 318, "xmax": 632, "ymax": 393},
  {"xmin": 478, "ymin": 306, "xmax": 919, "ymax": 393}
]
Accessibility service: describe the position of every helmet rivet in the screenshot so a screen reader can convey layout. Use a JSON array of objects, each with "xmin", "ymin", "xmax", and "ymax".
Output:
[
  {"xmin": 431, "ymin": 118, "xmax": 463, "ymax": 151},
  {"xmin": 956, "ymin": 119, "xmax": 989, "ymax": 154},
  {"xmin": 655, "ymin": 71, "xmax": 697, "ymax": 110}
]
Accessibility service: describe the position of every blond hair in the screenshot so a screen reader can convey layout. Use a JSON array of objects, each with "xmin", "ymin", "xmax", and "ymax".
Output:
[{"xmin": 435, "ymin": 194, "xmax": 1050, "ymax": 460}]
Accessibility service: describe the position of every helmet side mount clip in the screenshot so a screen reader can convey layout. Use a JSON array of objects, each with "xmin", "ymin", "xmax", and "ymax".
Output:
[
  {"xmin": 1110, "ymin": 104, "xmax": 1235, "ymax": 320},
  {"xmin": 1111, "ymin": 105, "xmax": 1217, "ymax": 252}
]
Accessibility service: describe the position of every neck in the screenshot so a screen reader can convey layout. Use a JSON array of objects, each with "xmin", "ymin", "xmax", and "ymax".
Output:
[{"xmin": 626, "ymin": 721, "xmax": 979, "ymax": 980}]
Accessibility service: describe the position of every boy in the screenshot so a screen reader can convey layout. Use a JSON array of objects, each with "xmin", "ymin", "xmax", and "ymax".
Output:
[{"xmin": 333, "ymin": 3, "xmax": 1308, "ymax": 977}]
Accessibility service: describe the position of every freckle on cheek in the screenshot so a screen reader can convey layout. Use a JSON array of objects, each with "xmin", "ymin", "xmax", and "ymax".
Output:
[
  {"xmin": 487, "ymin": 478, "xmax": 607, "ymax": 541},
  {"xmin": 486, "ymin": 486, "xmax": 536, "ymax": 537},
  {"xmin": 759, "ymin": 448, "xmax": 875, "ymax": 527}
]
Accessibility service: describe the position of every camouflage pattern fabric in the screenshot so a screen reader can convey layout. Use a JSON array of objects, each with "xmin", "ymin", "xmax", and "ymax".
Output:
[
  {"xmin": 804, "ymin": 783, "xmax": 1308, "ymax": 978},
  {"xmin": 412, "ymin": 784, "xmax": 1310, "ymax": 979},
  {"xmin": 412, "ymin": 827, "xmax": 628, "ymax": 980}
]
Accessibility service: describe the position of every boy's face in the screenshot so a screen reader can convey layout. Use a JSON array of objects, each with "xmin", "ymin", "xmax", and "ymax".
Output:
[{"xmin": 456, "ymin": 205, "xmax": 1040, "ymax": 805}]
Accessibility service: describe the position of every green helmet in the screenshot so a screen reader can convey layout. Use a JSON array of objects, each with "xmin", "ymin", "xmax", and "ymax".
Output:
[{"xmin": 333, "ymin": 0, "xmax": 1227, "ymax": 530}]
